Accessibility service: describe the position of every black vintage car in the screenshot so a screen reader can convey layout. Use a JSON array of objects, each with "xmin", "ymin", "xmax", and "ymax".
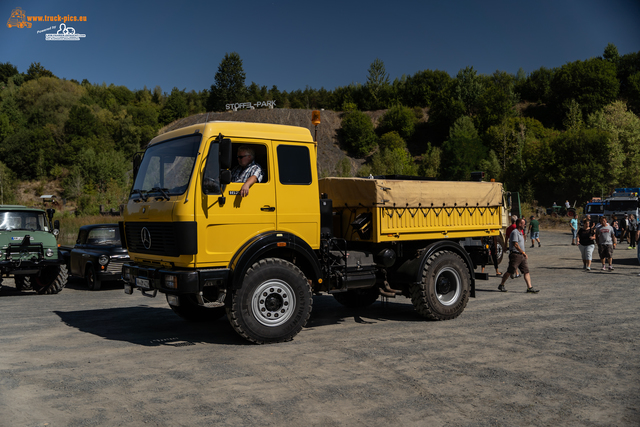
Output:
[{"xmin": 60, "ymin": 224, "xmax": 129, "ymax": 290}]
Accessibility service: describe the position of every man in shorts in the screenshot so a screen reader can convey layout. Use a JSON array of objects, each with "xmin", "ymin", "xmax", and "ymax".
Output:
[
  {"xmin": 498, "ymin": 218, "xmax": 539, "ymax": 293},
  {"xmin": 528, "ymin": 215, "xmax": 541, "ymax": 248},
  {"xmin": 596, "ymin": 216, "xmax": 617, "ymax": 270}
]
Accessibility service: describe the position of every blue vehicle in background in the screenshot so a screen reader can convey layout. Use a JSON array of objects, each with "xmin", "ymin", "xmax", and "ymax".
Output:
[
  {"xmin": 604, "ymin": 188, "xmax": 640, "ymax": 222},
  {"xmin": 584, "ymin": 198, "xmax": 605, "ymax": 218}
]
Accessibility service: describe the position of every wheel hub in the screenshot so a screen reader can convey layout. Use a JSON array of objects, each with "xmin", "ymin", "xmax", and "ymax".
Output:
[
  {"xmin": 435, "ymin": 267, "xmax": 461, "ymax": 306},
  {"xmin": 252, "ymin": 280, "xmax": 296, "ymax": 327}
]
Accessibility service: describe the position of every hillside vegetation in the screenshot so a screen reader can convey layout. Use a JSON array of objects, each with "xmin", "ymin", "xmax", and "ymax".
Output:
[{"xmin": 1, "ymin": 44, "xmax": 639, "ymax": 214}]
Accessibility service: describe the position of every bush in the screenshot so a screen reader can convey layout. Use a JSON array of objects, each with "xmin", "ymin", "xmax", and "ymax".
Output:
[
  {"xmin": 377, "ymin": 105, "xmax": 416, "ymax": 140},
  {"xmin": 379, "ymin": 131, "xmax": 406, "ymax": 151},
  {"xmin": 340, "ymin": 110, "xmax": 378, "ymax": 157},
  {"xmin": 371, "ymin": 148, "xmax": 417, "ymax": 176}
]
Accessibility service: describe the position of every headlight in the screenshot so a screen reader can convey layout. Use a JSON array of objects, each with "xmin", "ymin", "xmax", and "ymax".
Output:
[
  {"xmin": 98, "ymin": 255, "xmax": 109, "ymax": 265},
  {"xmin": 164, "ymin": 274, "xmax": 177, "ymax": 289},
  {"xmin": 46, "ymin": 248, "xmax": 54, "ymax": 257}
]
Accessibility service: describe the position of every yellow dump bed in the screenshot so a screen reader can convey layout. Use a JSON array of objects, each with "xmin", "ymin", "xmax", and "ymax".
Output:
[{"xmin": 319, "ymin": 177, "xmax": 505, "ymax": 243}]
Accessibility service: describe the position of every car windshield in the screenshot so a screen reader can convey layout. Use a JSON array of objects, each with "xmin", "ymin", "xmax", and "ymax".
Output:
[
  {"xmin": 131, "ymin": 134, "xmax": 202, "ymax": 198},
  {"xmin": 586, "ymin": 204, "xmax": 604, "ymax": 214},
  {"xmin": 86, "ymin": 227, "xmax": 121, "ymax": 245},
  {"xmin": 0, "ymin": 211, "xmax": 48, "ymax": 231}
]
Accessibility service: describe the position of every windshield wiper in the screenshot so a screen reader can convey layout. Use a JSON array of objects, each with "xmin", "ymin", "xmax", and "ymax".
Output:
[
  {"xmin": 131, "ymin": 189, "xmax": 148, "ymax": 202},
  {"xmin": 151, "ymin": 187, "xmax": 171, "ymax": 201}
]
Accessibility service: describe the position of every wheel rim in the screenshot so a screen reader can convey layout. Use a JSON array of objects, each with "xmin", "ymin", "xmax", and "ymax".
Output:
[
  {"xmin": 86, "ymin": 269, "xmax": 94, "ymax": 287},
  {"xmin": 251, "ymin": 279, "xmax": 296, "ymax": 327},
  {"xmin": 495, "ymin": 242, "xmax": 503, "ymax": 260},
  {"xmin": 435, "ymin": 267, "xmax": 461, "ymax": 306}
]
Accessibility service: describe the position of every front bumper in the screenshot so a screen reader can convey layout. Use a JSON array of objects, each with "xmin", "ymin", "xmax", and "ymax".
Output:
[
  {"xmin": 122, "ymin": 262, "xmax": 230, "ymax": 296},
  {"xmin": 0, "ymin": 258, "xmax": 65, "ymax": 275}
]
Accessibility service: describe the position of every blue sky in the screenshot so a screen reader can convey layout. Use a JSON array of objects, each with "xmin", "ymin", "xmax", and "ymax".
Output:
[{"xmin": 1, "ymin": 0, "xmax": 639, "ymax": 94}]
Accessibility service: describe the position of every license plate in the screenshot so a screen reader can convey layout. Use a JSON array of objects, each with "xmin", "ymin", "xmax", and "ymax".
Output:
[{"xmin": 136, "ymin": 277, "xmax": 150, "ymax": 289}]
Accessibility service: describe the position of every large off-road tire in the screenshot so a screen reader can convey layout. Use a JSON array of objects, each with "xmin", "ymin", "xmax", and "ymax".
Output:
[
  {"xmin": 167, "ymin": 294, "xmax": 226, "ymax": 322},
  {"xmin": 227, "ymin": 258, "xmax": 312, "ymax": 344},
  {"xmin": 85, "ymin": 265, "xmax": 101, "ymax": 291},
  {"xmin": 25, "ymin": 265, "xmax": 68, "ymax": 295},
  {"xmin": 333, "ymin": 288, "xmax": 379, "ymax": 308},
  {"xmin": 14, "ymin": 275, "xmax": 33, "ymax": 291},
  {"xmin": 410, "ymin": 251, "xmax": 470, "ymax": 321}
]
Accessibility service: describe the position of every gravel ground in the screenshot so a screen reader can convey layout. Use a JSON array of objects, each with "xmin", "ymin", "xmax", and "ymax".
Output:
[{"xmin": 0, "ymin": 230, "xmax": 639, "ymax": 427}]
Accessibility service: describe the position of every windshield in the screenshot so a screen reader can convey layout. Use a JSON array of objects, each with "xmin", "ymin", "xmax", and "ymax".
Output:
[
  {"xmin": 0, "ymin": 211, "xmax": 48, "ymax": 231},
  {"xmin": 608, "ymin": 200, "xmax": 638, "ymax": 211},
  {"xmin": 131, "ymin": 134, "xmax": 202, "ymax": 198},
  {"xmin": 86, "ymin": 227, "xmax": 121, "ymax": 245}
]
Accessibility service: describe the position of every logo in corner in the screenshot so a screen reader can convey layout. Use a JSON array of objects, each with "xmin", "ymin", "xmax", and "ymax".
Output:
[
  {"xmin": 7, "ymin": 7, "xmax": 31, "ymax": 28},
  {"xmin": 141, "ymin": 227, "xmax": 152, "ymax": 250},
  {"xmin": 45, "ymin": 23, "xmax": 86, "ymax": 41}
]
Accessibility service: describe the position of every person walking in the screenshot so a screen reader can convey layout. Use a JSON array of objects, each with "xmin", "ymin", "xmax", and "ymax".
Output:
[
  {"xmin": 570, "ymin": 216, "xmax": 578, "ymax": 245},
  {"xmin": 528, "ymin": 215, "xmax": 541, "ymax": 248},
  {"xmin": 628, "ymin": 214, "xmax": 638, "ymax": 249},
  {"xmin": 498, "ymin": 218, "xmax": 539, "ymax": 293},
  {"xmin": 577, "ymin": 219, "xmax": 596, "ymax": 270},
  {"xmin": 596, "ymin": 216, "xmax": 617, "ymax": 270}
]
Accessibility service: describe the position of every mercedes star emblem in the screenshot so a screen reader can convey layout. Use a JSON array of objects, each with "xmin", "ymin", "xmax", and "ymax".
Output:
[{"xmin": 141, "ymin": 227, "xmax": 151, "ymax": 250}]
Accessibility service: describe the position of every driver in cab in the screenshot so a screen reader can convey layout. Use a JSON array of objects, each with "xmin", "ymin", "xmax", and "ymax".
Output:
[{"xmin": 231, "ymin": 146, "xmax": 263, "ymax": 197}]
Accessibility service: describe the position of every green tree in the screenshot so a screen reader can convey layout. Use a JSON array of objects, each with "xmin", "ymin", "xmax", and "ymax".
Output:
[
  {"xmin": 587, "ymin": 101, "xmax": 640, "ymax": 187},
  {"xmin": 24, "ymin": 62, "xmax": 55, "ymax": 81},
  {"xmin": 515, "ymin": 66, "xmax": 554, "ymax": 103},
  {"xmin": 365, "ymin": 58, "xmax": 390, "ymax": 110},
  {"xmin": 550, "ymin": 58, "xmax": 619, "ymax": 124},
  {"xmin": 0, "ymin": 62, "xmax": 19, "ymax": 85},
  {"xmin": 207, "ymin": 52, "xmax": 246, "ymax": 111},
  {"xmin": 376, "ymin": 105, "xmax": 415, "ymax": 140},
  {"xmin": 398, "ymin": 69, "xmax": 452, "ymax": 108},
  {"xmin": 441, "ymin": 116, "xmax": 486, "ymax": 180},
  {"xmin": 603, "ymin": 43, "xmax": 620, "ymax": 63},
  {"xmin": 455, "ymin": 66, "xmax": 484, "ymax": 115},
  {"xmin": 370, "ymin": 148, "xmax": 417, "ymax": 176},
  {"xmin": 340, "ymin": 110, "xmax": 377, "ymax": 157},
  {"xmin": 379, "ymin": 131, "xmax": 406, "ymax": 151},
  {"xmin": 159, "ymin": 87, "xmax": 188, "ymax": 124},
  {"xmin": 418, "ymin": 143, "xmax": 441, "ymax": 178}
]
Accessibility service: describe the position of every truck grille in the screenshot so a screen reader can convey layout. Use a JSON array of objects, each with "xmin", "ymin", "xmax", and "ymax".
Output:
[
  {"xmin": 106, "ymin": 260, "xmax": 126, "ymax": 274},
  {"xmin": 124, "ymin": 222, "xmax": 197, "ymax": 256}
]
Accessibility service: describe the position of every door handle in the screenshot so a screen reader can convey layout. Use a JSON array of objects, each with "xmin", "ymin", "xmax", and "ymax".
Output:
[{"xmin": 261, "ymin": 206, "xmax": 275, "ymax": 212}]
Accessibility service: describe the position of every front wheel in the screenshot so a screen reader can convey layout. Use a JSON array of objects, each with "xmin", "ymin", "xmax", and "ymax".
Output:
[
  {"xmin": 85, "ymin": 265, "xmax": 101, "ymax": 291},
  {"xmin": 410, "ymin": 251, "xmax": 470, "ymax": 320},
  {"xmin": 14, "ymin": 275, "xmax": 33, "ymax": 291},
  {"xmin": 26, "ymin": 265, "xmax": 68, "ymax": 295},
  {"xmin": 227, "ymin": 258, "xmax": 312, "ymax": 344}
]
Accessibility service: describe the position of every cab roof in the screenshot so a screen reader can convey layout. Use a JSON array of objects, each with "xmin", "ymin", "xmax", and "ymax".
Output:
[
  {"xmin": 148, "ymin": 121, "xmax": 314, "ymax": 147},
  {"xmin": 0, "ymin": 205, "xmax": 45, "ymax": 213}
]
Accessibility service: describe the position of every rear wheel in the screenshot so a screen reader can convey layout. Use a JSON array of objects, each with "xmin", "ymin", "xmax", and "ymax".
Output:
[
  {"xmin": 227, "ymin": 258, "xmax": 312, "ymax": 344},
  {"xmin": 25, "ymin": 265, "xmax": 68, "ymax": 295},
  {"xmin": 333, "ymin": 288, "xmax": 379, "ymax": 308},
  {"xmin": 410, "ymin": 251, "xmax": 470, "ymax": 320}
]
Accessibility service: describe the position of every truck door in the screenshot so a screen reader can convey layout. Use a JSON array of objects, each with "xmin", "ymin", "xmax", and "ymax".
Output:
[
  {"xmin": 196, "ymin": 139, "xmax": 276, "ymax": 265},
  {"xmin": 273, "ymin": 143, "xmax": 320, "ymax": 249}
]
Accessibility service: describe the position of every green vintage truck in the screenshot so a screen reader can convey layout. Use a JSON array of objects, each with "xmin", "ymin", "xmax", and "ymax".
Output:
[{"xmin": 0, "ymin": 205, "xmax": 68, "ymax": 294}]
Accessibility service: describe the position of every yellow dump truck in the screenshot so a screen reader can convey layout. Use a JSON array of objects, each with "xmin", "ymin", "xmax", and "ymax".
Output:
[{"xmin": 120, "ymin": 119, "xmax": 507, "ymax": 343}]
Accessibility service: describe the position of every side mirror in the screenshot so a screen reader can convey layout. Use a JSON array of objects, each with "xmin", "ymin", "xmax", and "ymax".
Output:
[
  {"xmin": 218, "ymin": 135, "xmax": 232, "ymax": 170},
  {"xmin": 220, "ymin": 169, "xmax": 231, "ymax": 185}
]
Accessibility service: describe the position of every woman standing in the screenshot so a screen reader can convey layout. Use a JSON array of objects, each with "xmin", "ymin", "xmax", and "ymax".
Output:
[
  {"xmin": 628, "ymin": 214, "xmax": 638, "ymax": 249},
  {"xmin": 577, "ymin": 219, "xmax": 596, "ymax": 270}
]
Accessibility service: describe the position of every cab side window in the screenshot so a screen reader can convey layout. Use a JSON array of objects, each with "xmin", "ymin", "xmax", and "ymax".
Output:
[
  {"xmin": 231, "ymin": 143, "xmax": 268, "ymax": 183},
  {"xmin": 277, "ymin": 145, "xmax": 311, "ymax": 185}
]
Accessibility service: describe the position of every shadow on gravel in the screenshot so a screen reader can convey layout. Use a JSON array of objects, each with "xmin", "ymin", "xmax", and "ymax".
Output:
[
  {"xmin": 305, "ymin": 295, "xmax": 423, "ymax": 329},
  {"xmin": 54, "ymin": 307, "xmax": 248, "ymax": 347}
]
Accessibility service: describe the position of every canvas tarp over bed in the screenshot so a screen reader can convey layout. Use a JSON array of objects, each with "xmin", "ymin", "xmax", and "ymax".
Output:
[{"xmin": 319, "ymin": 178, "xmax": 504, "ymax": 208}]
